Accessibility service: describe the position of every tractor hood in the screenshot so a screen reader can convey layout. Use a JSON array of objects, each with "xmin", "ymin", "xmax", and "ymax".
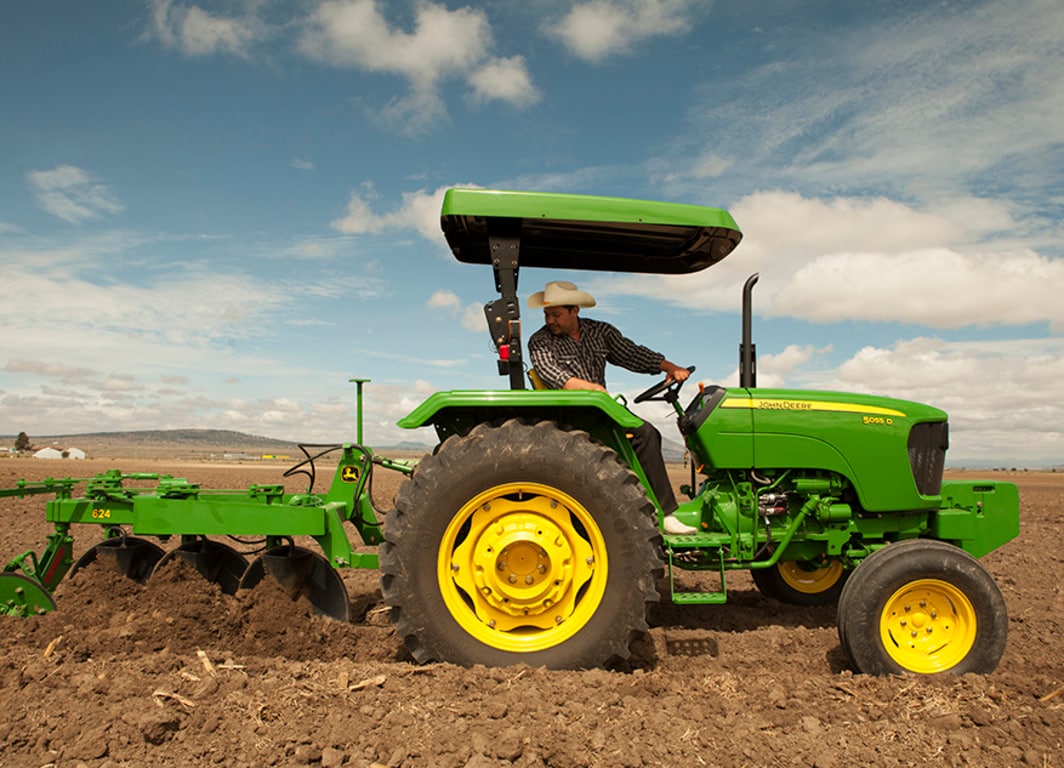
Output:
[{"xmin": 441, "ymin": 188, "xmax": 742, "ymax": 275}]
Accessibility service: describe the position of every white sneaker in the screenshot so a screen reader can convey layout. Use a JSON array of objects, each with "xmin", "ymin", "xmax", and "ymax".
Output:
[{"xmin": 662, "ymin": 514, "xmax": 698, "ymax": 535}]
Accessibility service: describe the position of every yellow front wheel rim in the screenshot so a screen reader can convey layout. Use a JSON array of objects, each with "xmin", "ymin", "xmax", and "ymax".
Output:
[
  {"xmin": 778, "ymin": 559, "xmax": 844, "ymax": 594},
  {"xmin": 880, "ymin": 579, "xmax": 977, "ymax": 673},
  {"xmin": 438, "ymin": 482, "xmax": 607, "ymax": 654}
]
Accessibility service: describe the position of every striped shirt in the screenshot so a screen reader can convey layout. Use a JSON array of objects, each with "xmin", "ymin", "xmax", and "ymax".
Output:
[{"xmin": 527, "ymin": 317, "xmax": 665, "ymax": 389}]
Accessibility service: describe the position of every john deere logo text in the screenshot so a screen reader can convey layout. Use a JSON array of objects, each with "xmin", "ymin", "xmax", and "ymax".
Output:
[{"xmin": 721, "ymin": 398, "xmax": 906, "ymax": 418}]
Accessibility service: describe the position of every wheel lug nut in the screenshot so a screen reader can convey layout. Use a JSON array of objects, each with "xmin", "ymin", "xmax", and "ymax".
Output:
[
  {"xmin": 508, "ymin": 574, "xmax": 517, "ymax": 584},
  {"xmin": 525, "ymin": 575, "xmax": 534, "ymax": 585}
]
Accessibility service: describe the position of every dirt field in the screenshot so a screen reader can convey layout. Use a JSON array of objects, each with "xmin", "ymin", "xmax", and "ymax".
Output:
[{"xmin": 0, "ymin": 457, "xmax": 1060, "ymax": 768}]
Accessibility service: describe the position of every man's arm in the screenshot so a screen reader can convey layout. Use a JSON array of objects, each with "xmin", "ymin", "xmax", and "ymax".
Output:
[
  {"xmin": 561, "ymin": 376, "xmax": 607, "ymax": 392},
  {"xmin": 660, "ymin": 359, "xmax": 691, "ymax": 383}
]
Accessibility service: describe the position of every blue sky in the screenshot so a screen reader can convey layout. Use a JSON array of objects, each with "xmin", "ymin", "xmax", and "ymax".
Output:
[{"xmin": 1, "ymin": 0, "xmax": 1061, "ymax": 466}]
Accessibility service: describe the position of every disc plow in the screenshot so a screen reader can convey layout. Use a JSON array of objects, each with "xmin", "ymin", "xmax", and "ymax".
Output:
[{"xmin": 1, "ymin": 442, "xmax": 414, "ymax": 621}]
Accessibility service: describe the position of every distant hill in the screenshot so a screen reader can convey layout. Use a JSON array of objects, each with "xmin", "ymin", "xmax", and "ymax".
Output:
[
  {"xmin": 2, "ymin": 429, "xmax": 301, "ymax": 460},
  {"xmin": 1, "ymin": 429, "xmax": 437, "ymax": 461},
  {"xmin": 56, "ymin": 429, "xmax": 294, "ymax": 447}
]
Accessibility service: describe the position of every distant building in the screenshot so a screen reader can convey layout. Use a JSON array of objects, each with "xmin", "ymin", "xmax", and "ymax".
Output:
[{"xmin": 32, "ymin": 446, "xmax": 87, "ymax": 460}]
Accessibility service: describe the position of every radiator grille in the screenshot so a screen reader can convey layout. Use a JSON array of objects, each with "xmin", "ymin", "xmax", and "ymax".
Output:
[{"xmin": 908, "ymin": 421, "xmax": 948, "ymax": 496}]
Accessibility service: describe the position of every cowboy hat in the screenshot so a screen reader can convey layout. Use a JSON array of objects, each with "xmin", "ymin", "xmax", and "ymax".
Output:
[{"xmin": 527, "ymin": 280, "xmax": 597, "ymax": 309}]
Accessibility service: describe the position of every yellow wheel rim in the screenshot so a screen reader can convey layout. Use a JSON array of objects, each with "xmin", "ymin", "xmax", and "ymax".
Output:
[
  {"xmin": 437, "ymin": 482, "xmax": 607, "ymax": 654},
  {"xmin": 880, "ymin": 578, "xmax": 977, "ymax": 673},
  {"xmin": 778, "ymin": 559, "xmax": 844, "ymax": 594}
]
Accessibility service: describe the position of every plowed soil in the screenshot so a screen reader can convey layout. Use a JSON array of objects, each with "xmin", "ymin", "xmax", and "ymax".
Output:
[{"xmin": 1, "ymin": 458, "xmax": 1061, "ymax": 768}]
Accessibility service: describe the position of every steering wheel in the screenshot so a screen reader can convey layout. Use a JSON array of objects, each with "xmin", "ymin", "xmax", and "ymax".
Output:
[{"xmin": 633, "ymin": 366, "xmax": 695, "ymax": 404}]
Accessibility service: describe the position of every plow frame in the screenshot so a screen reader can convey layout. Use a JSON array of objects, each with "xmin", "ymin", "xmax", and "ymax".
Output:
[{"xmin": 1, "ymin": 442, "xmax": 415, "ymax": 616}]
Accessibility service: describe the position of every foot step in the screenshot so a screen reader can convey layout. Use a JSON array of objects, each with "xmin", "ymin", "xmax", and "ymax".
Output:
[
  {"xmin": 665, "ymin": 630, "xmax": 719, "ymax": 657},
  {"xmin": 671, "ymin": 591, "xmax": 727, "ymax": 605}
]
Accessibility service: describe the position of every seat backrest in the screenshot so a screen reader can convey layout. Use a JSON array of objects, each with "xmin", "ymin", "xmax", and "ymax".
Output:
[{"xmin": 528, "ymin": 369, "xmax": 548, "ymax": 390}]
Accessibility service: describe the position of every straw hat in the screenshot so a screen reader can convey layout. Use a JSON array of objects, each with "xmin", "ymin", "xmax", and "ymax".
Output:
[{"xmin": 527, "ymin": 280, "xmax": 597, "ymax": 309}]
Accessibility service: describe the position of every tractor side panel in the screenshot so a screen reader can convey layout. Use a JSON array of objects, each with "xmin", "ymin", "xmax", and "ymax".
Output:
[
  {"xmin": 933, "ymin": 480, "xmax": 1021, "ymax": 557},
  {"xmin": 720, "ymin": 390, "xmax": 947, "ymax": 513},
  {"xmin": 682, "ymin": 399, "xmax": 754, "ymax": 468}
]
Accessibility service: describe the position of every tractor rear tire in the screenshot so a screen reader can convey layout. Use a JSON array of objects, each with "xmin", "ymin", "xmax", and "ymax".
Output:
[
  {"xmin": 836, "ymin": 539, "xmax": 1008, "ymax": 675},
  {"xmin": 380, "ymin": 419, "xmax": 662, "ymax": 669}
]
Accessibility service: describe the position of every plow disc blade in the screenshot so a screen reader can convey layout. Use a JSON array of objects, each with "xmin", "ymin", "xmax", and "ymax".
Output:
[
  {"xmin": 0, "ymin": 572, "xmax": 56, "ymax": 616},
  {"xmin": 239, "ymin": 545, "xmax": 350, "ymax": 622},
  {"xmin": 152, "ymin": 540, "xmax": 249, "ymax": 595},
  {"xmin": 69, "ymin": 537, "xmax": 166, "ymax": 584}
]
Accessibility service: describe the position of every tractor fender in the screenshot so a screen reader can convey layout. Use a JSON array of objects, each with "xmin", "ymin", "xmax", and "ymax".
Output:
[{"xmin": 397, "ymin": 389, "xmax": 645, "ymax": 447}]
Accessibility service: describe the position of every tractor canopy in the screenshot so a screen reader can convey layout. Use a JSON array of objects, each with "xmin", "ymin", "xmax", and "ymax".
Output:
[{"xmin": 440, "ymin": 188, "xmax": 742, "ymax": 275}]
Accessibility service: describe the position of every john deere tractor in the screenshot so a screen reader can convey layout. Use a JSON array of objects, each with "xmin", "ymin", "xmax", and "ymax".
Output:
[{"xmin": 2, "ymin": 188, "xmax": 1019, "ymax": 676}]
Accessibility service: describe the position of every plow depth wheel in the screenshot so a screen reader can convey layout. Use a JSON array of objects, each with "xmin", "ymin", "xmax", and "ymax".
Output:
[
  {"xmin": 752, "ymin": 557, "xmax": 849, "ymax": 606},
  {"xmin": 836, "ymin": 539, "xmax": 1008, "ymax": 675},
  {"xmin": 0, "ymin": 572, "xmax": 56, "ymax": 616},
  {"xmin": 382, "ymin": 419, "xmax": 662, "ymax": 669}
]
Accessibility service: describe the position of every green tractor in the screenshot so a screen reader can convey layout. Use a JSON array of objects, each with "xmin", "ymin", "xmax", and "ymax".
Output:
[{"xmin": 2, "ymin": 188, "xmax": 1019, "ymax": 677}]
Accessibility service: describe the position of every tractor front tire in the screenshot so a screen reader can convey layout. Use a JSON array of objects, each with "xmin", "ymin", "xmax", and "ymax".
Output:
[
  {"xmin": 380, "ymin": 419, "xmax": 662, "ymax": 669},
  {"xmin": 836, "ymin": 539, "xmax": 1008, "ymax": 675}
]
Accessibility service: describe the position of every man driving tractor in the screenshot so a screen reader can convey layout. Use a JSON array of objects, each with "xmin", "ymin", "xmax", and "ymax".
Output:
[{"xmin": 526, "ymin": 280, "xmax": 697, "ymax": 535}]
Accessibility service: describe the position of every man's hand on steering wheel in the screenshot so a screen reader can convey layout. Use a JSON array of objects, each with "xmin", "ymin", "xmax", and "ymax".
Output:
[{"xmin": 633, "ymin": 365, "xmax": 696, "ymax": 403}]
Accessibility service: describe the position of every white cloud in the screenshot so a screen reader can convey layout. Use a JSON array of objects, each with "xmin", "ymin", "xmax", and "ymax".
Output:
[
  {"xmin": 149, "ymin": 0, "xmax": 263, "ymax": 58},
  {"xmin": 461, "ymin": 303, "xmax": 487, "ymax": 333},
  {"xmin": 4, "ymin": 360, "xmax": 97, "ymax": 382},
  {"xmin": 607, "ymin": 191, "xmax": 1062, "ymax": 331},
  {"xmin": 298, "ymin": 0, "xmax": 489, "ymax": 79},
  {"xmin": 297, "ymin": 0, "xmax": 532, "ymax": 133},
  {"xmin": 144, "ymin": 2, "xmax": 537, "ymax": 133},
  {"xmin": 547, "ymin": 0, "xmax": 696, "ymax": 62},
  {"xmin": 467, "ymin": 56, "xmax": 540, "ymax": 106},
  {"xmin": 330, "ymin": 184, "xmax": 386, "ymax": 234},
  {"xmin": 428, "ymin": 289, "xmax": 461, "ymax": 311},
  {"xmin": 826, "ymin": 336, "xmax": 1064, "ymax": 464},
  {"xmin": 331, "ymin": 183, "xmax": 478, "ymax": 242},
  {"xmin": 777, "ymin": 248, "xmax": 1063, "ymax": 330},
  {"xmin": 427, "ymin": 289, "xmax": 486, "ymax": 334},
  {"xmin": 691, "ymin": 152, "xmax": 732, "ymax": 179},
  {"xmin": 27, "ymin": 165, "xmax": 124, "ymax": 223},
  {"xmin": 670, "ymin": 0, "xmax": 1064, "ymax": 202}
]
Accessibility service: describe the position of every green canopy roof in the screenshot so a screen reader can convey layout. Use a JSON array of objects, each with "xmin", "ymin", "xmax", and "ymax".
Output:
[{"xmin": 440, "ymin": 188, "xmax": 742, "ymax": 275}]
